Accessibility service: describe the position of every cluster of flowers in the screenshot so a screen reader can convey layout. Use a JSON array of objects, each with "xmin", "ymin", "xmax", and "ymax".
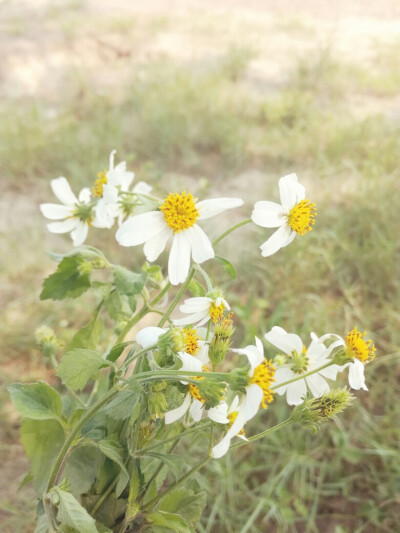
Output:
[{"xmin": 40, "ymin": 151, "xmax": 376, "ymax": 459}]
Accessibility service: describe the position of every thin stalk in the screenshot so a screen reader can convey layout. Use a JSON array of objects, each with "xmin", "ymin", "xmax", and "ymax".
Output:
[
  {"xmin": 212, "ymin": 218, "xmax": 252, "ymax": 247},
  {"xmin": 194, "ymin": 264, "xmax": 213, "ymax": 292},
  {"xmin": 229, "ymin": 418, "xmax": 292, "ymax": 450},
  {"xmin": 270, "ymin": 362, "xmax": 333, "ymax": 391},
  {"xmin": 157, "ymin": 268, "xmax": 195, "ymax": 327},
  {"xmin": 137, "ymin": 420, "xmax": 211, "ymax": 454},
  {"xmin": 90, "ymin": 477, "xmax": 118, "ymax": 516},
  {"xmin": 121, "ymin": 344, "xmax": 158, "ymax": 371}
]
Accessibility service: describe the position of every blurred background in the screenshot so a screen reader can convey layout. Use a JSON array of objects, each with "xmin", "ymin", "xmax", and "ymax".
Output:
[{"xmin": 1, "ymin": 1, "xmax": 399, "ymax": 531}]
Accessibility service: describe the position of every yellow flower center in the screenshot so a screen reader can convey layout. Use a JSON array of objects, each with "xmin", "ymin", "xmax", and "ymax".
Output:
[
  {"xmin": 210, "ymin": 302, "xmax": 225, "ymax": 323},
  {"xmin": 184, "ymin": 328, "xmax": 200, "ymax": 356},
  {"xmin": 227, "ymin": 411, "xmax": 245, "ymax": 436},
  {"xmin": 92, "ymin": 170, "xmax": 108, "ymax": 198},
  {"xmin": 249, "ymin": 360, "xmax": 276, "ymax": 409},
  {"xmin": 188, "ymin": 366, "xmax": 208, "ymax": 403},
  {"xmin": 345, "ymin": 327, "xmax": 376, "ymax": 363},
  {"xmin": 288, "ymin": 199, "xmax": 317, "ymax": 235},
  {"xmin": 159, "ymin": 191, "xmax": 199, "ymax": 233}
]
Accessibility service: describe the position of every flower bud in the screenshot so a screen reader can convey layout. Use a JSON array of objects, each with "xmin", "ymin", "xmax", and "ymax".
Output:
[
  {"xmin": 197, "ymin": 378, "xmax": 226, "ymax": 409},
  {"xmin": 227, "ymin": 365, "xmax": 250, "ymax": 394},
  {"xmin": 332, "ymin": 348, "xmax": 353, "ymax": 366},
  {"xmin": 35, "ymin": 325, "xmax": 61, "ymax": 358},
  {"xmin": 147, "ymin": 382, "xmax": 168, "ymax": 420},
  {"xmin": 77, "ymin": 260, "xmax": 93, "ymax": 276},
  {"xmin": 208, "ymin": 313, "xmax": 235, "ymax": 369}
]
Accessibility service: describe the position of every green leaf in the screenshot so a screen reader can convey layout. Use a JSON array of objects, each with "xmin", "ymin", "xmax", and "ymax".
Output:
[
  {"xmin": 158, "ymin": 487, "xmax": 207, "ymax": 527},
  {"xmin": 50, "ymin": 487, "xmax": 99, "ymax": 533},
  {"xmin": 20, "ymin": 419, "xmax": 65, "ymax": 495},
  {"xmin": 40, "ymin": 255, "xmax": 91, "ymax": 300},
  {"xmin": 188, "ymin": 279, "xmax": 206, "ymax": 297},
  {"xmin": 144, "ymin": 452, "xmax": 183, "ymax": 481},
  {"xmin": 8, "ymin": 382, "xmax": 63, "ymax": 421},
  {"xmin": 215, "ymin": 256, "xmax": 237, "ymax": 280},
  {"xmin": 102, "ymin": 387, "xmax": 141, "ymax": 420},
  {"xmin": 147, "ymin": 511, "xmax": 191, "ymax": 532},
  {"xmin": 105, "ymin": 342, "xmax": 131, "ymax": 363},
  {"xmin": 91, "ymin": 436, "xmax": 129, "ymax": 497},
  {"xmin": 64, "ymin": 446, "xmax": 104, "ymax": 497},
  {"xmin": 105, "ymin": 291, "xmax": 132, "ymax": 322},
  {"xmin": 57, "ymin": 350, "xmax": 107, "ymax": 391},
  {"xmin": 113, "ymin": 266, "xmax": 147, "ymax": 296},
  {"xmin": 68, "ymin": 315, "xmax": 103, "ymax": 350},
  {"xmin": 34, "ymin": 514, "xmax": 49, "ymax": 533}
]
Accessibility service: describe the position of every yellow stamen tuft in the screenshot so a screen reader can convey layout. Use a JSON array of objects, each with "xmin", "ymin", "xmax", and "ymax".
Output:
[
  {"xmin": 228, "ymin": 411, "xmax": 245, "ymax": 436},
  {"xmin": 210, "ymin": 302, "xmax": 225, "ymax": 323},
  {"xmin": 188, "ymin": 367, "xmax": 208, "ymax": 403},
  {"xmin": 184, "ymin": 328, "xmax": 200, "ymax": 356},
  {"xmin": 288, "ymin": 199, "xmax": 317, "ymax": 235},
  {"xmin": 345, "ymin": 327, "xmax": 376, "ymax": 363},
  {"xmin": 92, "ymin": 170, "xmax": 108, "ymax": 198},
  {"xmin": 249, "ymin": 360, "xmax": 276, "ymax": 409},
  {"xmin": 160, "ymin": 191, "xmax": 199, "ymax": 233}
]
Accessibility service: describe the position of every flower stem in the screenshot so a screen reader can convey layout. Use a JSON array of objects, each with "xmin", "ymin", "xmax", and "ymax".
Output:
[
  {"xmin": 212, "ymin": 218, "xmax": 252, "ymax": 247},
  {"xmin": 157, "ymin": 268, "xmax": 195, "ymax": 327},
  {"xmin": 121, "ymin": 343, "xmax": 158, "ymax": 371},
  {"xmin": 229, "ymin": 417, "xmax": 292, "ymax": 450},
  {"xmin": 270, "ymin": 361, "xmax": 333, "ymax": 391},
  {"xmin": 137, "ymin": 420, "xmax": 211, "ymax": 454}
]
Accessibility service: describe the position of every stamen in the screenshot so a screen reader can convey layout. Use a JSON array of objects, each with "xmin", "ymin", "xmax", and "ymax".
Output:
[
  {"xmin": 210, "ymin": 302, "xmax": 224, "ymax": 323},
  {"xmin": 160, "ymin": 191, "xmax": 199, "ymax": 233},
  {"xmin": 184, "ymin": 328, "xmax": 200, "ymax": 356},
  {"xmin": 92, "ymin": 170, "xmax": 108, "ymax": 198},
  {"xmin": 288, "ymin": 199, "xmax": 317, "ymax": 235},
  {"xmin": 249, "ymin": 360, "xmax": 276, "ymax": 409},
  {"xmin": 345, "ymin": 327, "xmax": 376, "ymax": 363}
]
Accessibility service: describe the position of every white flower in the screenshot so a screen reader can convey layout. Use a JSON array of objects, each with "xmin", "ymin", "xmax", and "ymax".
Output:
[
  {"xmin": 265, "ymin": 326, "xmax": 340, "ymax": 406},
  {"xmin": 251, "ymin": 173, "xmax": 316, "ymax": 257},
  {"xmin": 40, "ymin": 177, "xmax": 93, "ymax": 246},
  {"xmin": 211, "ymin": 337, "xmax": 275, "ymax": 458},
  {"xmin": 116, "ymin": 192, "xmax": 243, "ymax": 285},
  {"xmin": 173, "ymin": 295, "xmax": 230, "ymax": 327}
]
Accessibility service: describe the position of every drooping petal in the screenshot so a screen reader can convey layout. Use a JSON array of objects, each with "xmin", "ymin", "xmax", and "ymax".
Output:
[
  {"xmin": 143, "ymin": 226, "xmax": 172, "ymax": 262},
  {"xmin": 306, "ymin": 373, "xmax": 330, "ymax": 397},
  {"xmin": 196, "ymin": 198, "xmax": 244, "ymax": 220},
  {"xmin": 173, "ymin": 311, "xmax": 209, "ymax": 327},
  {"xmin": 51, "ymin": 177, "xmax": 78, "ymax": 207},
  {"xmin": 208, "ymin": 402, "xmax": 229, "ymax": 424},
  {"xmin": 279, "ymin": 173, "xmax": 305, "ymax": 209},
  {"xmin": 116, "ymin": 211, "xmax": 166, "ymax": 247},
  {"xmin": 47, "ymin": 218, "xmax": 78, "ymax": 234},
  {"xmin": 255, "ymin": 336, "xmax": 264, "ymax": 358},
  {"xmin": 136, "ymin": 327, "xmax": 167, "ymax": 349},
  {"xmin": 178, "ymin": 351, "xmax": 203, "ymax": 373},
  {"xmin": 286, "ymin": 379, "xmax": 307, "ymax": 405},
  {"xmin": 40, "ymin": 203, "xmax": 73, "ymax": 220},
  {"xmin": 168, "ymin": 231, "xmax": 191, "ymax": 285},
  {"xmin": 196, "ymin": 343, "xmax": 210, "ymax": 365},
  {"xmin": 318, "ymin": 364, "xmax": 341, "ymax": 380},
  {"xmin": 71, "ymin": 221, "xmax": 89, "ymax": 246},
  {"xmin": 231, "ymin": 345, "xmax": 263, "ymax": 376},
  {"xmin": 164, "ymin": 393, "xmax": 191, "ymax": 424},
  {"xmin": 265, "ymin": 326, "xmax": 303, "ymax": 355},
  {"xmin": 259, "ymin": 224, "xmax": 294, "ymax": 257},
  {"xmin": 186, "ymin": 225, "xmax": 214, "ymax": 264},
  {"xmin": 133, "ymin": 181, "xmax": 152, "ymax": 195},
  {"xmin": 251, "ymin": 201, "xmax": 286, "ymax": 228},
  {"xmin": 189, "ymin": 399, "xmax": 203, "ymax": 422},
  {"xmin": 243, "ymin": 384, "xmax": 263, "ymax": 421},
  {"xmin": 348, "ymin": 359, "xmax": 367, "ymax": 390}
]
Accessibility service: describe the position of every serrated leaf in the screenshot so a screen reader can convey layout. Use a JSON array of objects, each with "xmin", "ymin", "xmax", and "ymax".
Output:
[
  {"xmin": 105, "ymin": 342, "xmax": 131, "ymax": 363},
  {"xmin": 105, "ymin": 291, "xmax": 132, "ymax": 322},
  {"xmin": 148, "ymin": 511, "xmax": 191, "ymax": 532},
  {"xmin": 57, "ymin": 350, "xmax": 107, "ymax": 391},
  {"xmin": 68, "ymin": 315, "xmax": 103, "ymax": 350},
  {"xmin": 102, "ymin": 387, "xmax": 141, "ymax": 420},
  {"xmin": 144, "ymin": 452, "xmax": 183, "ymax": 481},
  {"xmin": 90, "ymin": 436, "xmax": 129, "ymax": 497},
  {"xmin": 40, "ymin": 255, "xmax": 91, "ymax": 300},
  {"xmin": 8, "ymin": 382, "xmax": 63, "ymax": 422},
  {"xmin": 51, "ymin": 487, "xmax": 99, "ymax": 533},
  {"xmin": 113, "ymin": 266, "xmax": 147, "ymax": 296},
  {"xmin": 64, "ymin": 446, "xmax": 104, "ymax": 497},
  {"xmin": 215, "ymin": 256, "xmax": 236, "ymax": 279},
  {"xmin": 20, "ymin": 419, "xmax": 65, "ymax": 495},
  {"xmin": 158, "ymin": 488, "xmax": 206, "ymax": 528}
]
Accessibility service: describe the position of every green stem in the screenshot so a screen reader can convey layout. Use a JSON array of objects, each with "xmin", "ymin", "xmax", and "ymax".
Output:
[
  {"xmin": 194, "ymin": 264, "xmax": 213, "ymax": 292},
  {"xmin": 157, "ymin": 268, "xmax": 195, "ymax": 327},
  {"xmin": 229, "ymin": 417, "xmax": 292, "ymax": 450},
  {"xmin": 131, "ymin": 369, "xmax": 229, "ymax": 383},
  {"xmin": 270, "ymin": 361, "xmax": 333, "ymax": 391},
  {"xmin": 90, "ymin": 478, "xmax": 118, "ymax": 516},
  {"xmin": 121, "ymin": 344, "xmax": 158, "ymax": 371},
  {"xmin": 138, "ymin": 420, "xmax": 211, "ymax": 454},
  {"xmin": 140, "ymin": 438, "xmax": 180, "ymax": 502},
  {"xmin": 212, "ymin": 218, "xmax": 252, "ymax": 247}
]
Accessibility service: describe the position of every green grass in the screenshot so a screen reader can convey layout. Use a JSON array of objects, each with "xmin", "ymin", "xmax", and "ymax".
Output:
[{"xmin": 1, "ymin": 16, "xmax": 399, "ymax": 532}]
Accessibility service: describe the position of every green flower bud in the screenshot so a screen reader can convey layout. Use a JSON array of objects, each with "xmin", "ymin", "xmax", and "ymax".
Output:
[
  {"xmin": 77, "ymin": 260, "xmax": 93, "ymax": 276},
  {"xmin": 332, "ymin": 348, "xmax": 353, "ymax": 366},
  {"xmin": 196, "ymin": 378, "xmax": 226, "ymax": 409},
  {"xmin": 35, "ymin": 325, "xmax": 61, "ymax": 358},
  {"xmin": 227, "ymin": 365, "xmax": 250, "ymax": 394},
  {"xmin": 208, "ymin": 314, "xmax": 235, "ymax": 369}
]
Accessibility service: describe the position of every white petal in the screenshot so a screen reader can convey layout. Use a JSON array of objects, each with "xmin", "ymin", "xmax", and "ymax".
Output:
[
  {"xmin": 186, "ymin": 225, "xmax": 214, "ymax": 264},
  {"xmin": 93, "ymin": 201, "xmax": 118, "ymax": 229},
  {"xmin": 243, "ymin": 384, "xmax": 263, "ymax": 421},
  {"xmin": 168, "ymin": 231, "xmax": 191, "ymax": 285},
  {"xmin": 136, "ymin": 327, "xmax": 167, "ymax": 349},
  {"xmin": 306, "ymin": 373, "xmax": 330, "ymax": 397},
  {"xmin": 197, "ymin": 198, "xmax": 244, "ymax": 220},
  {"xmin": 279, "ymin": 173, "xmax": 305, "ymax": 209},
  {"xmin": 232, "ymin": 345, "xmax": 263, "ymax": 376},
  {"xmin": 50, "ymin": 177, "xmax": 78, "ymax": 207},
  {"xmin": 251, "ymin": 201, "xmax": 286, "ymax": 228},
  {"xmin": 348, "ymin": 359, "xmax": 367, "ymax": 390},
  {"xmin": 178, "ymin": 351, "xmax": 203, "ymax": 373},
  {"xmin": 164, "ymin": 393, "xmax": 191, "ymax": 424},
  {"xmin": 40, "ymin": 203, "xmax": 73, "ymax": 220},
  {"xmin": 71, "ymin": 221, "xmax": 89, "ymax": 246},
  {"xmin": 108, "ymin": 149, "xmax": 116, "ymax": 170},
  {"xmin": 319, "ymin": 364, "xmax": 341, "ymax": 380},
  {"xmin": 228, "ymin": 396, "xmax": 240, "ymax": 414},
  {"xmin": 78, "ymin": 188, "xmax": 91, "ymax": 203},
  {"xmin": 208, "ymin": 402, "xmax": 229, "ymax": 424},
  {"xmin": 255, "ymin": 336, "xmax": 264, "ymax": 358},
  {"xmin": 212, "ymin": 434, "xmax": 233, "ymax": 459},
  {"xmin": 286, "ymin": 380, "xmax": 307, "ymax": 405},
  {"xmin": 102, "ymin": 183, "xmax": 119, "ymax": 204},
  {"xmin": 179, "ymin": 297, "xmax": 212, "ymax": 313},
  {"xmin": 173, "ymin": 311, "xmax": 209, "ymax": 327},
  {"xmin": 265, "ymin": 326, "xmax": 303, "ymax": 355},
  {"xmin": 47, "ymin": 218, "xmax": 78, "ymax": 234},
  {"xmin": 189, "ymin": 399, "xmax": 203, "ymax": 422},
  {"xmin": 273, "ymin": 367, "xmax": 293, "ymax": 394},
  {"xmin": 116, "ymin": 211, "xmax": 166, "ymax": 247},
  {"xmin": 133, "ymin": 181, "xmax": 152, "ymax": 195},
  {"xmin": 143, "ymin": 226, "xmax": 172, "ymax": 262},
  {"xmin": 259, "ymin": 224, "xmax": 294, "ymax": 257},
  {"xmin": 196, "ymin": 343, "xmax": 210, "ymax": 364}
]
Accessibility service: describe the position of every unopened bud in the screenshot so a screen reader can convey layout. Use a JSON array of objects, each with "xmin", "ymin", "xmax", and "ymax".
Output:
[
  {"xmin": 209, "ymin": 313, "xmax": 235, "ymax": 368},
  {"xmin": 227, "ymin": 366, "xmax": 250, "ymax": 394},
  {"xmin": 77, "ymin": 260, "xmax": 93, "ymax": 276},
  {"xmin": 35, "ymin": 325, "xmax": 61, "ymax": 358},
  {"xmin": 197, "ymin": 378, "xmax": 226, "ymax": 409}
]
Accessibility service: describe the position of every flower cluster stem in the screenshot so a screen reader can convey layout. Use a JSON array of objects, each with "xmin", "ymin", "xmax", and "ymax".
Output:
[
  {"xmin": 212, "ymin": 218, "xmax": 252, "ymax": 247},
  {"xmin": 271, "ymin": 361, "xmax": 333, "ymax": 391},
  {"xmin": 157, "ymin": 268, "xmax": 195, "ymax": 327}
]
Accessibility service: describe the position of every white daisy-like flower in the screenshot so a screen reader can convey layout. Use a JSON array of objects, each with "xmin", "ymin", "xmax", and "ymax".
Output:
[
  {"xmin": 116, "ymin": 191, "xmax": 243, "ymax": 285},
  {"xmin": 173, "ymin": 295, "xmax": 230, "ymax": 327},
  {"xmin": 40, "ymin": 177, "xmax": 94, "ymax": 246},
  {"xmin": 264, "ymin": 326, "xmax": 340, "ymax": 406},
  {"xmin": 212, "ymin": 337, "xmax": 275, "ymax": 458},
  {"xmin": 251, "ymin": 173, "xmax": 317, "ymax": 257},
  {"xmin": 319, "ymin": 328, "xmax": 375, "ymax": 391}
]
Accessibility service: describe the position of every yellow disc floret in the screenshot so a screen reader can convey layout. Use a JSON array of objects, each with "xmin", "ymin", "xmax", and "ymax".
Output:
[
  {"xmin": 249, "ymin": 360, "xmax": 276, "ymax": 409},
  {"xmin": 210, "ymin": 302, "xmax": 225, "ymax": 323},
  {"xmin": 188, "ymin": 366, "xmax": 208, "ymax": 402},
  {"xmin": 288, "ymin": 199, "xmax": 317, "ymax": 235},
  {"xmin": 92, "ymin": 170, "xmax": 108, "ymax": 198},
  {"xmin": 184, "ymin": 328, "xmax": 200, "ymax": 356},
  {"xmin": 160, "ymin": 191, "xmax": 199, "ymax": 233},
  {"xmin": 345, "ymin": 327, "xmax": 376, "ymax": 363}
]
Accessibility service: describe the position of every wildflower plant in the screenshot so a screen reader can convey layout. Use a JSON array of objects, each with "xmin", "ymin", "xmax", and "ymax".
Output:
[{"xmin": 9, "ymin": 154, "xmax": 376, "ymax": 532}]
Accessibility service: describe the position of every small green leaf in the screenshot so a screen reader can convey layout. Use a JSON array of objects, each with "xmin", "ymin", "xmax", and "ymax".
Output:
[
  {"xmin": 158, "ymin": 487, "xmax": 207, "ymax": 527},
  {"xmin": 91, "ymin": 436, "xmax": 129, "ymax": 497},
  {"xmin": 40, "ymin": 255, "xmax": 91, "ymax": 300},
  {"xmin": 143, "ymin": 452, "xmax": 183, "ymax": 480},
  {"xmin": 105, "ymin": 291, "xmax": 132, "ymax": 322},
  {"xmin": 188, "ymin": 279, "xmax": 206, "ymax": 297},
  {"xmin": 105, "ymin": 342, "xmax": 131, "ymax": 363},
  {"xmin": 34, "ymin": 514, "xmax": 49, "ymax": 533},
  {"xmin": 8, "ymin": 382, "xmax": 63, "ymax": 421},
  {"xmin": 215, "ymin": 256, "xmax": 236, "ymax": 280},
  {"xmin": 147, "ymin": 511, "xmax": 191, "ymax": 532},
  {"xmin": 113, "ymin": 266, "xmax": 147, "ymax": 296},
  {"xmin": 102, "ymin": 387, "xmax": 141, "ymax": 420},
  {"xmin": 68, "ymin": 315, "xmax": 103, "ymax": 350},
  {"xmin": 50, "ymin": 487, "xmax": 99, "ymax": 533},
  {"xmin": 57, "ymin": 350, "xmax": 107, "ymax": 391},
  {"xmin": 64, "ymin": 446, "xmax": 104, "ymax": 497}
]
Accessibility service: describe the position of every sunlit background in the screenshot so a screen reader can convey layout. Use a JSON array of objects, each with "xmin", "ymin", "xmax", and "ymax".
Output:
[{"xmin": 1, "ymin": 1, "xmax": 400, "ymax": 531}]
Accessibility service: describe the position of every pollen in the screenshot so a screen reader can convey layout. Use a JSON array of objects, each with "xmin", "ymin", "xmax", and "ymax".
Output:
[
  {"xmin": 92, "ymin": 170, "xmax": 108, "ymax": 198},
  {"xmin": 184, "ymin": 328, "xmax": 200, "ymax": 356},
  {"xmin": 288, "ymin": 199, "xmax": 317, "ymax": 236},
  {"xmin": 160, "ymin": 191, "xmax": 199, "ymax": 233},
  {"xmin": 345, "ymin": 327, "xmax": 376, "ymax": 363},
  {"xmin": 210, "ymin": 302, "xmax": 225, "ymax": 323},
  {"xmin": 249, "ymin": 360, "xmax": 276, "ymax": 409},
  {"xmin": 188, "ymin": 366, "xmax": 208, "ymax": 403},
  {"xmin": 228, "ymin": 411, "xmax": 245, "ymax": 436}
]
